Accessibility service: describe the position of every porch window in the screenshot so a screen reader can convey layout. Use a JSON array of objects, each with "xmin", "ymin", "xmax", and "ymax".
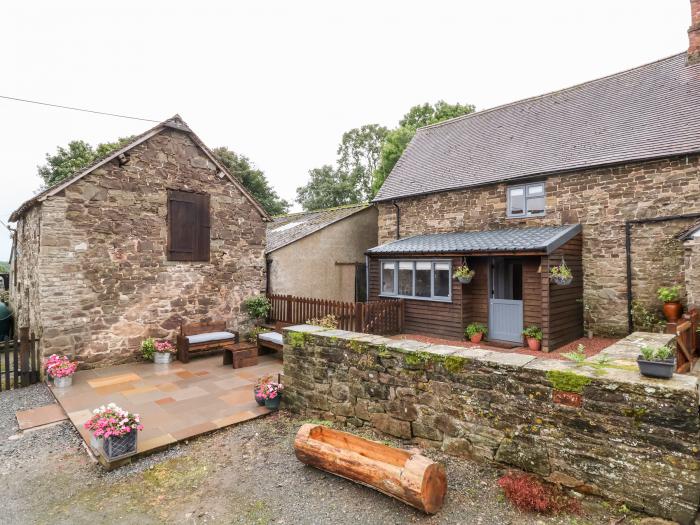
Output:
[
  {"xmin": 380, "ymin": 260, "xmax": 451, "ymax": 301},
  {"xmin": 507, "ymin": 182, "xmax": 545, "ymax": 218}
]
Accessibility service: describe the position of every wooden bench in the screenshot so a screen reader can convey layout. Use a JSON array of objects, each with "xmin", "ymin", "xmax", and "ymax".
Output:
[
  {"xmin": 176, "ymin": 321, "xmax": 238, "ymax": 364},
  {"xmin": 257, "ymin": 322, "xmax": 290, "ymax": 353}
]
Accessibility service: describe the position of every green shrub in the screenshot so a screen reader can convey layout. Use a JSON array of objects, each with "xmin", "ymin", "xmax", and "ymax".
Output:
[
  {"xmin": 657, "ymin": 285, "xmax": 681, "ymax": 303},
  {"xmin": 546, "ymin": 370, "xmax": 591, "ymax": 393},
  {"xmin": 242, "ymin": 295, "xmax": 271, "ymax": 320},
  {"xmin": 522, "ymin": 325, "xmax": 543, "ymax": 341},
  {"xmin": 141, "ymin": 338, "xmax": 156, "ymax": 360},
  {"xmin": 246, "ymin": 326, "xmax": 270, "ymax": 343},
  {"xmin": 465, "ymin": 322, "xmax": 488, "ymax": 339}
]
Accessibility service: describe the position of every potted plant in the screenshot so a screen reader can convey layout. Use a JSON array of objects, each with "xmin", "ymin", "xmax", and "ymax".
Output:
[
  {"xmin": 637, "ymin": 345, "xmax": 676, "ymax": 379},
  {"xmin": 243, "ymin": 295, "xmax": 272, "ymax": 323},
  {"xmin": 454, "ymin": 265, "xmax": 475, "ymax": 284},
  {"xmin": 549, "ymin": 261, "xmax": 573, "ymax": 286},
  {"xmin": 254, "ymin": 374, "xmax": 272, "ymax": 406},
  {"xmin": 465, "ymin": 322, "xmax": 488, "ymax": 344},
  {"xmin": 522, "ymin": 325, "xmax": 543, "ymax": 351},
  {"xmin": 141, "ymin": 338, "xmax": 175, "ymax": 364},
  {"xmin": 260, "ymin": 381, "xmax": 283, "ymax": 411},
  {"xmin": 45, "ymin": 354, "xmax": 78, "ymax": 388},
  {"xmin": 657, "ymin": 285, "xmax": 682, "ymax": 322},
  {"xmin": 84, "ymin": 402, "xmax": 143, "ymax": 460}
]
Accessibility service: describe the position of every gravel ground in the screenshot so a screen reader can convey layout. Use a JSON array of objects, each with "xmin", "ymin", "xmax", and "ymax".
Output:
[{"xmin": 1, "ymin": 385, "xmax": 643, "ymax": 525}]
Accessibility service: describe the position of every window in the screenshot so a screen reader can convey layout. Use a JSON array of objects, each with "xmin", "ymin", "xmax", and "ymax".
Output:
[
  {"xmin": 380, "ymin": 260, "xmax": 451, "ymax": 301},
  {"xmin": 507, "ymin": 182, "xmax": 546, "ymax": 217},
  {"xmin": 167, "ymin": 190, "xmax": 210, "ymax": 262}
]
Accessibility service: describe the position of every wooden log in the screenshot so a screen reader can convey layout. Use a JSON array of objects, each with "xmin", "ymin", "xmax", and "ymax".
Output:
[{"xmin": 294, "ymin": 424, "xmax": 447, "ymax": 514}]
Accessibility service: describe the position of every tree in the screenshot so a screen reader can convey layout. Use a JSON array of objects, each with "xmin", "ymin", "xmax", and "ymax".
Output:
[
  {"xmin": 295, "ymin": 165, "xmax": 358, "ymax": 211},
  {"xmin": 372, "ymin": 101, "xmax": 475, "ymax": 196},
  {"xmin": 336, "ymin": 124, "xmax": 388, "ymax": 202},
  {"xmin": 212, "ymin": 147, "xmax": 289, "ymax": 215},
  {"xmin": 38, "ymin": 137, "xmax": 133, "ymax": 187}
]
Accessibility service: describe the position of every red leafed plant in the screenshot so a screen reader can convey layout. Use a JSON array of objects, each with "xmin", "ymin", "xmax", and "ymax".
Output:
[{"xmin": 498, "ymin": 472, "xmax": 581, "ymax": 514}]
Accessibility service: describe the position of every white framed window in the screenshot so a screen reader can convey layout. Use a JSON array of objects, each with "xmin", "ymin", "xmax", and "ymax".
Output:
[
  {"xmin": 379, "ymin": 260, "xmax": 452, "ymax": 302},
  {"xmin": 507, "ymin": 182, "xmax": 545, "ymax": 218}
]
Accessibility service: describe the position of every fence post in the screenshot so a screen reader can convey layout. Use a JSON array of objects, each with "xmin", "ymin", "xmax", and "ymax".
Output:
[
  {"xmin": 19, "ymin": 327, "xmax": 30, "ymax": 387},
  {"xmin": 398, "ymin": 300, "xmax": 405, "ymax": 334},
  {"xmin": 354, "ymin": 303, "xmax": 363, "ymax": 333},
  {"xmin": 286, "ymin": 295, "xmax": 293, "ymax": 324}
]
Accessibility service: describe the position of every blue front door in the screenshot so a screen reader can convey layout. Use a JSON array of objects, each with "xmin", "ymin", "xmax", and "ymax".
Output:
[{"xmin": 488, "ymin": 257, "xmax": 524, "ymax": 344}]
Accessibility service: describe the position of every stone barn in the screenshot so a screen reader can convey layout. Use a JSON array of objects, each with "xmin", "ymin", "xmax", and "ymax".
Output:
[{"xmin": 9, "ymin": 115, "xmax": 269, "ymax": 367}]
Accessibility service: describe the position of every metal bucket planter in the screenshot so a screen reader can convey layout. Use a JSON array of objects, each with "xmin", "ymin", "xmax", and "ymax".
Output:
[
  {"xmin": 153, "ymin": 352, "xmax": 173, "ymax": 364},
  {"xmin": 457, "ymin": 274, "xmax": 474, "ymax": 284},
  {"xmin": 53, "ymin": 375, "xmax": 73, "ymax": 388},
  {"xmin": 637, "ymin": 356, "xmax": 676, "ymax": 379},
  {"xmin": 103, "ymin": 432, "xmax": 138, "ymax": 460}
]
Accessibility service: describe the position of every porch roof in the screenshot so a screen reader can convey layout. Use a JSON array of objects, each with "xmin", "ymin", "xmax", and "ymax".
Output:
[{"xmin": 367, "ymin": 224, "xmax": 581, "ymax": 256}]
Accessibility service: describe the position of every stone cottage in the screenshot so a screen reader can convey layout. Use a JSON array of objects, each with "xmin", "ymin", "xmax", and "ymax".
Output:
[
  {"xmin": 368, "ymin": 0, "xmax": 700, "ymax": 348},
  {"xmin": 9, "ymin": 115, "xmax": 269, "ymax": 367},
  {"xmin": 266, "ymin": 204, "xmax": 377, "ymax": 302}
]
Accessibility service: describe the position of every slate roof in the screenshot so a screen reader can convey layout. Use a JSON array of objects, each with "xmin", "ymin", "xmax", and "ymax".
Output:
[
  {"xmin": 366, "ymin": 224, "xmax": 581, "ymax": 255},
  {"xmin": 266, "ymin": 203, "xmax": 371, "ymax": 254},
  {"xmin": 9, "ymin": 115, "xmax": 270, "ymax": 221},
  {"xmin": 375, "ymin": 53, "xmax": 700, "ymax": 202}
]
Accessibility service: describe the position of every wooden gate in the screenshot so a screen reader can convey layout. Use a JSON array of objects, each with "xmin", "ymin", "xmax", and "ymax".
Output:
[
  {"xmin": 0, "ymin": 327, "xmax": 41, "ymax": 391},
  {"xmin": 675, "ymin": 309, "xmax": 698, "ymax": 373}
]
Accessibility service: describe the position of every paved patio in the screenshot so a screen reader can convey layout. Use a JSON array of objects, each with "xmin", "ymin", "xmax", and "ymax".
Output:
[{"xmin": 49, "ymin": 353, "xmax": 283, "ymax": 464}]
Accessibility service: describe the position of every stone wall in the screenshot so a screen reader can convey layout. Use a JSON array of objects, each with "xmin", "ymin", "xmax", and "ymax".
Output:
[
  {"xmin": 9, "ymin": 204, "xmax": 42, "ymax": 332},
  {"xmin": 15, "ymin": 128, "xmax": 267, "ymax": 367},
  {"xmin": 685, "ymin": 238, "xmax": 700, "ymax": 308},
  {"xmin": 283, "ymin": 325, "xmax": 700, "ymax": 524},
  {"xmin": 377, "ymin": 154, "xmax": 700, "ymax": 335}
]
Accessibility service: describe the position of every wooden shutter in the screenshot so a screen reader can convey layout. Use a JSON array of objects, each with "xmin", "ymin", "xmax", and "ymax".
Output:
[{"xmin": 167, "ymin": 190, "xmax": 210, "ymax": 262}]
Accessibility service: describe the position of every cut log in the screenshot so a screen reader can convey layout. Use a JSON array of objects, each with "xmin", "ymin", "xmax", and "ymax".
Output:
[{"xmin": 293, "ymin": 423, "xmax": 447, "ymax": 514}]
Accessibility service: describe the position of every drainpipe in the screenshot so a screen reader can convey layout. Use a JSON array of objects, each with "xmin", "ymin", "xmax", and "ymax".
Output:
[
  {"xmin": 625, "ymin": 212, "xmax": 700, "ymax": 332},
  {"xmin": 392, "ymin": 200, "xmax": 400, "ymax": 240}
]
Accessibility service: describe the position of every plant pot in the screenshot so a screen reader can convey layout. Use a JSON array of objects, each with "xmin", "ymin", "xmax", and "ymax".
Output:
[
  {"xmin": 526, "ymin": 337, "xmax": 541, "ymax": 352},
  {"xmin": 551, "ymin": 275, "xmax": 573, "ymax": 286},
  {"xmin": 457, "ymin": 275, "xmax": 473, "ymax": 284},
  {"xmin": 90, "ymin": 434, "xmax": 104, "ymax": 453},
  {"xmin": 469, "ymin": 333, "xmax": 483, "ymax": 344},
  {"xmin": 153, "ymin": 352, "xmax": 173, "ymax": 364},
  {"xmin": 662, "ymin": 301, "xmax": 682, "ymax": 322},
  {"xmin": 254, "ymin": 388, "xmax": 266, "ymax": 406},
  {"xmin": 103, "ymin": 431, "xmax": 138, "ymax": 460},
  {"xmin": 265, "ymin": 396, "xmax": 281, "ymax": 411},
  {"xmin": 53, "ymin": 375, "xmax": 73, "ymax": 388},
  {"xmin": 637, "ymin": 356, "xmax": 676, "ymax": 379}
]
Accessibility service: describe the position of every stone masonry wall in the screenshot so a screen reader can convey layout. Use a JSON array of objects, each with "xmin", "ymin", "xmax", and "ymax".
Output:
[
  {"xmin": 9, "ymin": 204, "xmax": 42, "ymax": 332},
  {"xmin": 28, "ymin": 128, "xmax": 266, "ymax": 367},
  {"xmin": 685, "ymin": 238, "xmax": 700, "ymax": 308},
  {"xmin": 283, "ymin": 325, "xmax": 700, "ymax": 524},
  {"xmin": 377, "ymin": 154, "xmax": 700, "ymax": 335}
]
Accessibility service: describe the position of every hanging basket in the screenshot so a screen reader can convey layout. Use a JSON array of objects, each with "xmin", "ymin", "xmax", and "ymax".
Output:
[
  {"xmin": 549, "ymin": 258, "xmax": 573, "ymax": 286},
  {"xmin": 457, "ymin": 274, "xmax": 474, "ymax": 284}
]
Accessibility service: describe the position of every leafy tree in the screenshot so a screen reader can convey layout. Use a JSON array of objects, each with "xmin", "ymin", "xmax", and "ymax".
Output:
[
  {"xmin": 38, "ymin": 137, "xmax": 133, "ymax": 187},
  {"xmin": 295, "ymin": 165, "xmax": 358, "ymax": 211},
  {"xmin": 372, "ymin": 101, "xmax": 475, "ymax": 195},
  {"xmin": 336, "ymin": 124, "xmax": 388, "ymax": 202},
  {"xmin": 212, "ymin": 147, "xmax": 289, "ymax": 215}
]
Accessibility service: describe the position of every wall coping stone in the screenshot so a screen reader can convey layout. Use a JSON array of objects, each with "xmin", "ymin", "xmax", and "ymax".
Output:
[{"xmin": 284, "ymin": 325, "xmax": 697, "ymax": 395}]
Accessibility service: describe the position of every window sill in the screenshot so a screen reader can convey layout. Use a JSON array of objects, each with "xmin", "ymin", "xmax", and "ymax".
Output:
[
  {"xmin": 379, "ymin": 294, "xmax": 452, "ymax": 304},
  {"xmin": 506, "ymin": 214, "xmax": 546, "ymax": 220}
]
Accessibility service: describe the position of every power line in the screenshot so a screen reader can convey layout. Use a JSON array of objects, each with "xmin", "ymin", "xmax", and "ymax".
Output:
[{"xmin": 0, "ymin": 95, "xmax": 160, "ymax": 123}]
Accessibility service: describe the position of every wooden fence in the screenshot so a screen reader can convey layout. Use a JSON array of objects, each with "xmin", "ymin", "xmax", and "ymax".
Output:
[
  {"xmin": 0, "ymin": 327, "xmax": 41, "ymax": 392},
  {"xmin": 267, "ymin": 294, "xmax": 404, "ymax": 335},
  {"xmin": 675, "ymin": 309, "xmax": 699, "ymax": 373}
]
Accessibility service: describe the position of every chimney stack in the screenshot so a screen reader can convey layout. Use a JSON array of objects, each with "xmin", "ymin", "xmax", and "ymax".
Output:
[{"xmin": 689, "ymin": 0, "xmax": 700, "ymax": 64}]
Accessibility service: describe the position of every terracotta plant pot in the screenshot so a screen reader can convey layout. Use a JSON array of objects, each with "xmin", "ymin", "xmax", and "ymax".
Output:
[
  {"xmin": 469, "ymin": 333, "xmax": 483, "ymax": 344},
  {"xmin": 662, "ymin": 301, "xmax": 682, "ymax": 322},
  {"xmin": 526, "ymin": 337, "xmax": 541, "ymax": 352}
]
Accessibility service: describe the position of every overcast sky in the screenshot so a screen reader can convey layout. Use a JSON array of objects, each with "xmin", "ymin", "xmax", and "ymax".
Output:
[{"xmin": 0, "ymin": 0, "xmax": 691, "ymax": 260}]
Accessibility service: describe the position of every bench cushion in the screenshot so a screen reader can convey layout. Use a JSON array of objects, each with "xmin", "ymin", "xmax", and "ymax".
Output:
[
  {"xmin": 186, "ymin": 331, "xmax": 236, "ymax": 345},
  {"xmin": 258, "ymin": 332, "xmax": 284, "ymax": 345}
]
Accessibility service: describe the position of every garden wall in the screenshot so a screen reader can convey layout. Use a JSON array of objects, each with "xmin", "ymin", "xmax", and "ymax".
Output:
[{"xmin": 282, "ymin": 325, "xmax": 700, "ymax": 524}]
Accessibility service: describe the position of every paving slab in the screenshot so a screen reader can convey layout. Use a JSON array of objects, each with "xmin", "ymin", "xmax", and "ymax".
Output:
[{"xmin": 16, "ymin": 403, "xmax": 68, "ymax": 430}]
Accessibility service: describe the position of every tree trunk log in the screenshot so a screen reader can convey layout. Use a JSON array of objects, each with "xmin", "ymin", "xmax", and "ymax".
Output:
[{"xmin": 294, "ymin": 423, "xmax": 447, "ymax": 514}]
